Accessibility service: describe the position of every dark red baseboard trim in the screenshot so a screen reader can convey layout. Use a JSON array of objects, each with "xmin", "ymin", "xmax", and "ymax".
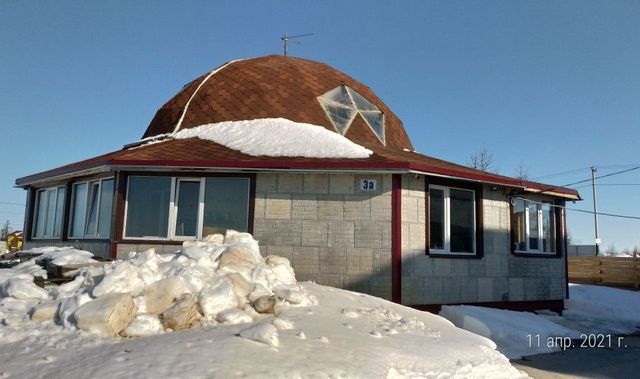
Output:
[{"xmin": 410, "ymin": 299, "xmax": 565, "ymax": 315}]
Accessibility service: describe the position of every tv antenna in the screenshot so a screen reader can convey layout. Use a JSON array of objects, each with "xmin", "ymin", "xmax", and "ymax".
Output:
[{"xmin": 281, "ymin": 33, "xmax": 313, "ymax": 56}]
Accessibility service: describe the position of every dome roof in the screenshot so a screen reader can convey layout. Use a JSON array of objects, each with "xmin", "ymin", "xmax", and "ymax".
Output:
[{"xmin": 143, "ymin": 55, "xmax": 413, "ymax": 150}]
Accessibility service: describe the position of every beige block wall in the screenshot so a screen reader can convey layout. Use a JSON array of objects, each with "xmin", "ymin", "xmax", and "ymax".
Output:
[
  {"xmin": 25, "ymin": 240, "xmax": 112, "ymax": 258},
  {"xmin": 116, "ymin": 243, "xmax": 182, "ymax": 258},
  {"xmin": 401, "ymin": 174, "xmax": 566, "ymax": 305},
  {"xmin": 253, "ymin": 173, "xmax": 394, "ymax": 300}
]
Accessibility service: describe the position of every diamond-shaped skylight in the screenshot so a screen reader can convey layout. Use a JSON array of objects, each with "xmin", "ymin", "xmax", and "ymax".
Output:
[{"xmin": 317, "ymin": 85, "xmax": 385, "ymax": 144}]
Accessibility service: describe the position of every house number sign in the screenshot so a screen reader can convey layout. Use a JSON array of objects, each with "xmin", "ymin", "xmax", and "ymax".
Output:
[{"xmin": 360, "ymin": 179, "xmax": 377, "ymax": 191}]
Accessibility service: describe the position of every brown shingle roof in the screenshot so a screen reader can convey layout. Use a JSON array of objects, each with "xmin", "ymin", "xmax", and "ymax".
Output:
[
  {"xmin": 15, "ymin": 138, "xmax": 580, "ymax": 199},
  {"xmin": 142, "ymin": 55, "xmax": 413, "ymax": 150}
]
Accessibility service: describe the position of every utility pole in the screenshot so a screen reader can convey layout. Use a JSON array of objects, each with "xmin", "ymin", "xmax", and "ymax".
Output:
[{"xmin": 591, "ymin": 167, "xmax": 600, "ymax": 256}]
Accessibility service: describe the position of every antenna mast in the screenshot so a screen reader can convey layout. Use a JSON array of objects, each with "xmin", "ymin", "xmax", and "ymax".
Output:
[{"xmin": 281, "ymin": 33, "xmax": 313, "ymax": 56}]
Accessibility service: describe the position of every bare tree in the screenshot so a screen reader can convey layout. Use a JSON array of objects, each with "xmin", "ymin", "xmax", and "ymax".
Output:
[
  {"xmin": 604, "ymin": 243, "xmax": 616, "ymax": 256},
  {"xmin": 0, "ymin": 220, "xmax": 9, "ymax": 240},
  {"xmin": 469, "ymin": 145, "xmax": 495, "ymax": 172},
  {"xmin": 515, "ymin": 160, "xmax": 529, "ymax": 181}
]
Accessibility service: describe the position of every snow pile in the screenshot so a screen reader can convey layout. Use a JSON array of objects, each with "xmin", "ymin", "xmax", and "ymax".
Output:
[
  {"xmin": 0, "ymin": 282, "xmax": 525, "ymax": 378},
  {"xmin": 0, "ymin": 231, "xmax": 315, "ymax": 339},
  {"xmin": 29, "ymin": 246, "xmax": 97, "ymax": 267},
  {"xmin": 173, "ymin": 118, "xmax": 374, "ymax": 158},
  {"xmin": 563, "ymin": 283, "xmax": 640, "ymax": 334},
  {"xmin": 440, "ymin": 305, "xmax": 581, "ymax": 359}
]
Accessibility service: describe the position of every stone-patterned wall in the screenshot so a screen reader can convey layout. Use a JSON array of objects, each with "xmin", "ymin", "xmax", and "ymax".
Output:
[
  {"xmin": 253, "ymin": 173, "xmax": 393, "ymax": 300},
  {"xmin": 116, "ymin": 243, "xmax": 182, "ymax": 258},
  {"xmin": 25, "ymin": 240, "xmax": 111, "ymax": 258},
  {"xmin": 401, "ymin": 174, "xmax": 566, "ymax": 305}
]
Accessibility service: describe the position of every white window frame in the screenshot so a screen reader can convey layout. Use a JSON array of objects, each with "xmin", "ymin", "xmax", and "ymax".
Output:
[
  {"xmin": 514, "ymin": 199, "xmax": 556, "ymax": 255},
  {"xmin": 32, "ymin": 186, "xmax": 65, "ymax": 240},
  {"xmin": 428, "ymin": 185, "xmax": 477, "ymax": 256},
  {"xmin": 123, "ymin": 176, "xmax": 250, "ymax": 241},
  {"xmin": 69, "ymin": 177, "xmax": 114, "ymax": 239},
  {"xmin": 169, "ymin": 177, "xmax": 205, "ymax": 240}
]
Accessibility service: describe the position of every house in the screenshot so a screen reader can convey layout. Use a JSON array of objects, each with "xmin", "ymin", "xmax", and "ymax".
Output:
[
  {"xmin": 15, "ymin": 55, "xmax": 580, "ymax": 312},
  {"xmin": 2, "ymin": 231, "xmax": 23, "ymax": 253}
]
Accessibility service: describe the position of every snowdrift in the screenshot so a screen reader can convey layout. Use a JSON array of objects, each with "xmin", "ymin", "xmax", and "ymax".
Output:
[
  {"xmin": 0, "ymin": 231, "xmax": 314, "ymax": 340},
  {"xmin": 0, "ymin": 233, "xmax": 525, "ymax": 378}
]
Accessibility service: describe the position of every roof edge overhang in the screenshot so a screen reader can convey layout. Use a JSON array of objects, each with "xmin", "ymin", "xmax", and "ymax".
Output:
[{"xmin": 16, "ymin": 158, "xmax": 580, "ymax": 200}]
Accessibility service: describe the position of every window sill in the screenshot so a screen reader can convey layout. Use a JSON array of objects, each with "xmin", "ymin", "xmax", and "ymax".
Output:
[
  {"xmin": 513, "ymin": 250, "xmax": 561, "ymax": 258},
  {"xmin": 426, "ymin": 251, "xmax": 482, "ymax": 259}
]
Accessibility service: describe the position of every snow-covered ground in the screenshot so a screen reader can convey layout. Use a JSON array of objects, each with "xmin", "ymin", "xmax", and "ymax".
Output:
[
  {"xmin": 0, "ymin": 233, "xmax": 525, "ymax": 378},
  {"xmin": 440, "ymin": 284, "xmax": 640, "ymax": 359}
]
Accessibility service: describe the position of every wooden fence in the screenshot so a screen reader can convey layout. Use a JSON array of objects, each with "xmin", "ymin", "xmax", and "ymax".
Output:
[{"xmin": 568, "ymin": 255, "xmax": 640, "ymax": 289}]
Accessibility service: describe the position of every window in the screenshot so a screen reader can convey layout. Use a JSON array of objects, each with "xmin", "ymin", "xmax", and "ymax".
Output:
[
  {"xmin": 32, "ymin": 186, "xmax": 66, "ymax": 239},
  {"xmin": 428, "ymin": 185, "xmax": 477, "ymax": 255},
  {"xmin": 512, "ymin": 198, "xmax": 557, "ymax": 254},
  {"xmin": 69, "ymin": 178, "xmax": 114, "ymax": 239},
  {"xmin": 125, "ymin": 177, "xmax": 171, "ymax": 238},
  {"xmin": 317, "ymin": 85, "xmax": 386, "ymax": 144},
  {"xmin": 124, "ymin": 176, "xmax": 251, "ymax": 240}
]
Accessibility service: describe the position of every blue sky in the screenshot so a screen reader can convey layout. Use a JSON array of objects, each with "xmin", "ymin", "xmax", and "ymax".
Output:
[{"xmin": 1, "ymin": 0, "xmax": 639, "ymax": 250}]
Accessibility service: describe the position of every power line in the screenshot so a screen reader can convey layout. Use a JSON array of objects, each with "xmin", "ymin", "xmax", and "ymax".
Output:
[
  {"xmin": 563, "ymin": 167, "xmax": 640, "ymax": 187},
  {"xmin": 573, "ymin": 183, "xmax": 640, "ymax": 190},
  {"xmin": 566, "ymin": 207, "xmax": 640, "ymax": 220},
  {"xmin": 0, "ymin": 201, "xmax": 24, "ymax": 206},
  {"xmin": 531, "ymin": 167, "xmax": 591, "ymax": 180},
  {"xmin": 512, "ymin": 196, "xmax": 640, "ymax": 220}
]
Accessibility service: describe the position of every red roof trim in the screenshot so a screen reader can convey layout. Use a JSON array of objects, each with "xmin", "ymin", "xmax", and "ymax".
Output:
[{"xmin": 16, "ymin": 156, "xmax": 578, "ymax": 198}]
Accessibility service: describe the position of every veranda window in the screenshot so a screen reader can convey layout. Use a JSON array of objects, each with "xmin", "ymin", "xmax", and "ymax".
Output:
[
  {"xmin": 124, "ymin": 176, "xmax": 251, "ymax": 240},
  {"xmin": 69, "ymin": 178, "xmax": 115, "ymax": 239},
  {"xmin": 32, "ymin": 186, "xmax": 66, "ymax": 239}
]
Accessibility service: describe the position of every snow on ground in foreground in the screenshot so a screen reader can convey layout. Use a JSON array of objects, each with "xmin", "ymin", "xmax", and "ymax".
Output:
[
  {"xmin": 0, "ymin": 283, "xmax": 525, "ymax": 378},
  {"xmin": 439, "ymin": 305, "xmax": 580, "ymax": 359},
  {"xmin": 0, "ymin": 233, "xmax": 525, "ymax": 378},
  {"xmin": 562, "ymin": 283, "xmax": 640, "ymax": 334},
  {"xmin": 173, "ymin": 118, "xmax": 374, "ymax": 158},
  {"xmin": 440, "ymin": 284, "xmax": 640, "ymax": 359}
]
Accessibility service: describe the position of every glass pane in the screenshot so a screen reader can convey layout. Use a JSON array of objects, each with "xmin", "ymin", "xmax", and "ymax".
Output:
[
  {"xmin": 175, "ymin": 181, "xmax": 200, "ymax": 237},
  {"xmin": 125, "ymin": 177, "xmax": 171, "ymax": 238},
  {"xmin": 360, "ymin": 111, "xmax": 385, "ymax": 143},
  {"xmin": 450, "ymin": 189, "xmax": 475, "ymax": 253},
  {"xmin": 98, "ymin": 179, "xmax": 114, "ymax": 238},
  {"xmin": 321, "ymin": 85, "xmax": 353, "ymax": 106},
  {"xmin": 85, "ymin": 182, "xmax": 100, "ymax": 236},
  {"xmin": 318, "ymin": 99, "xmax": 357, "ymax": 135},
  {"xmin": 529, "ymin": 203, "xmax": 540, "ymax": 250},
  {"xmin": 513, "ymin": 198, "xmax": 527, "ymax": 251},
  {"xmin": 71, "ymin": 183, "xmax": 88, "ymax": 237},
  {"xmin": 429, "ymin": 188, "xmax": 445, "ymax": 250},
  {"xmin": 44, "ymin": 190, "xmax": 56, "ymax": 237},
  {"xmin": 542, "ymin": 203, "xmax": 556, "ymax": 253},
  {"xmin": 53, "ymin": 187, "xmax": 65, "ymax": 238},
  {"xmin": 347, "ymin": 87, "xmax": 379, "ymax": 111},
  {"xmin": 203, "ymin": 178, "xmax": 250, "ymax": 236},
  {"xmin": 34, "ymin": 190, "xmax": 46, "ymax": 238}
]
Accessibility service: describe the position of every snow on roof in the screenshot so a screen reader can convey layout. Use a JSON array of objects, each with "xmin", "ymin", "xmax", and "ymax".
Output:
[{"xmin": 173, "ymin": 118, "xmax": 373, "ymax": 159}]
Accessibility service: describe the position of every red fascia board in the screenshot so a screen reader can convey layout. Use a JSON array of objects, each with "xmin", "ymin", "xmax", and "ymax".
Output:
[
  {"xmin": 108, "ymin": 158, "xmax": 411, "ymax": 171},
  {"xmin": 408, "ymin": 163, "xmax": 579, "ymax": 197},
  {"xmin": 17, "ymin": 157, "xmax": 578, "ymax": 198}
]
